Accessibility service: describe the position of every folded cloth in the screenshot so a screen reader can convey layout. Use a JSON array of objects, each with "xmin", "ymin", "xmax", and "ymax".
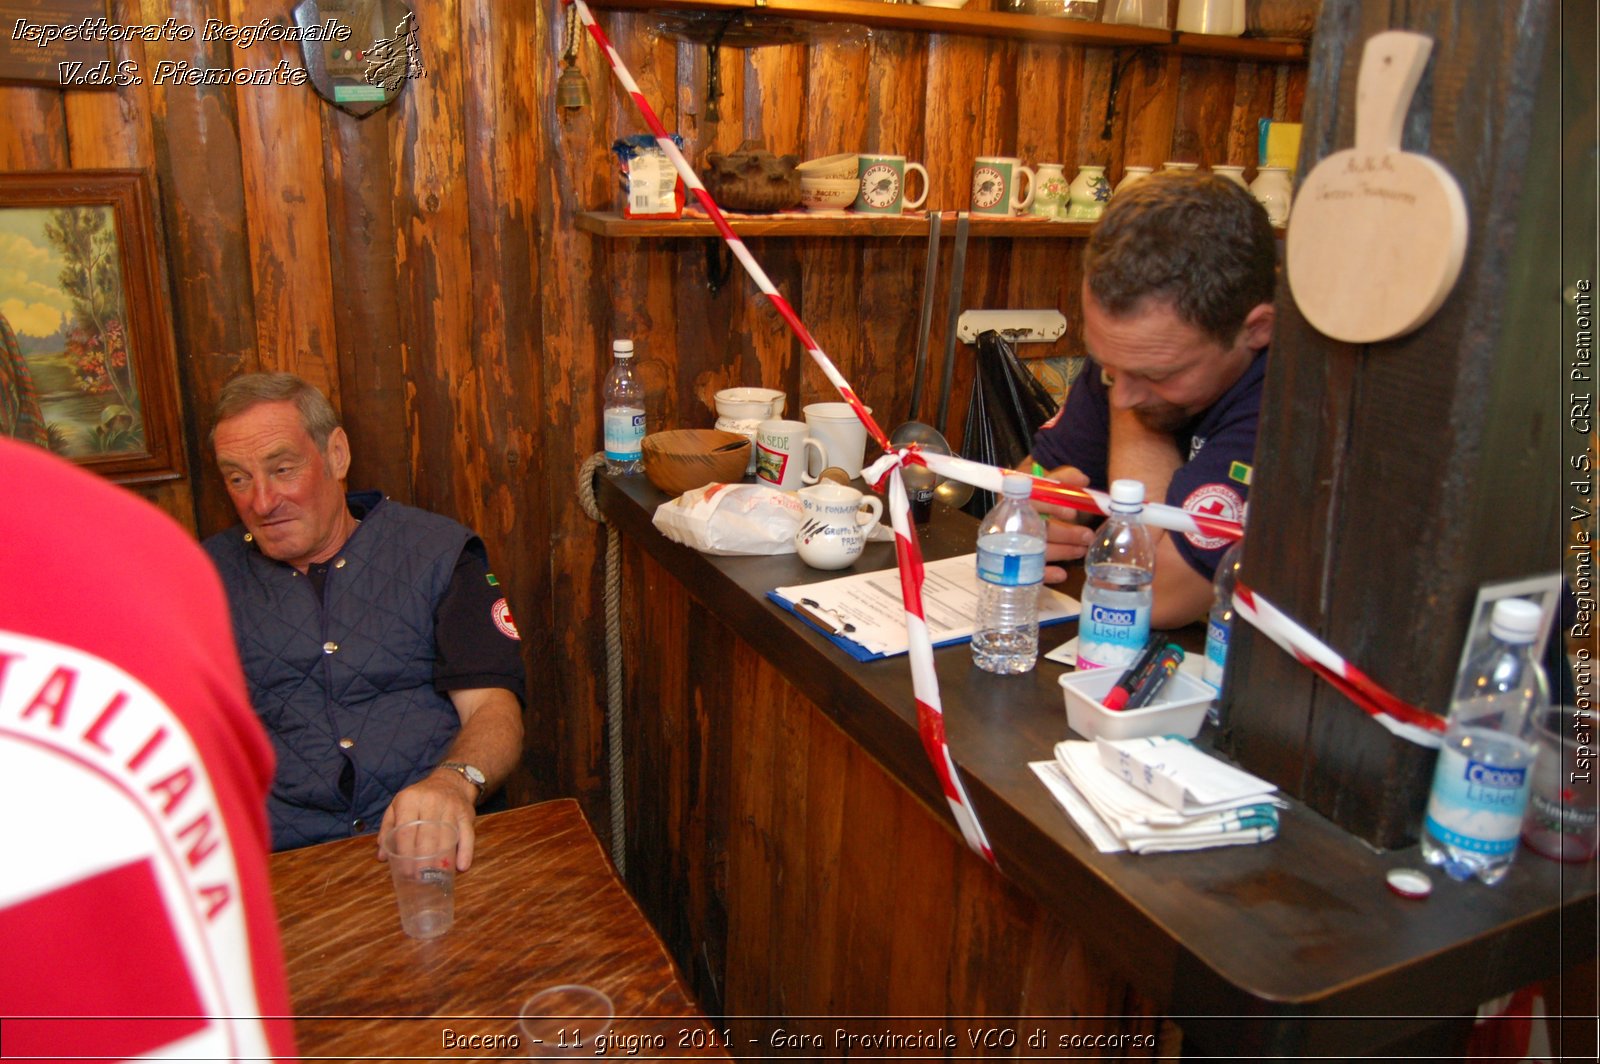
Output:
[{"xmin": 1030, "ymin": 739, "xmax": 1283, "ymax": 854}]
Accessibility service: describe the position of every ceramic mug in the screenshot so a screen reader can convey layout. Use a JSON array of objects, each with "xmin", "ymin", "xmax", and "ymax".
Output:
[
  {"xmin": 803, "ymin": 402, "xmax": 871, "ymax": 479},
  {"xmin": 854, "ymin": 154, "xmax": 930, "ymax": 215},
  {"xmin": 795, "ymin": 482, "xmax": 884, "ymax": 570},
  {"xmin": 755, "ymin": 419, "xmax": 826, "ymax": 491},
  {"xmin": 970, "ymin": 156, "xmax": 1035, "ymax": 216}
]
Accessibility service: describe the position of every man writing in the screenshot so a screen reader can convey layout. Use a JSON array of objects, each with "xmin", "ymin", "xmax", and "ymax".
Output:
[
  {"xmin": 203, "ymin": 373, "xmax": 525, "ymax": 868},
  {"xmin": 1028, "ymin": 173, "xmax": 1276, "ymax": 628}
]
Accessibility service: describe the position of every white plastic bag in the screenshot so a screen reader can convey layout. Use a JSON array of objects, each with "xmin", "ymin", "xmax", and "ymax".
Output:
[{"xmin": 652, "ymin": 483, "xmax": 803, "ymax": 555}]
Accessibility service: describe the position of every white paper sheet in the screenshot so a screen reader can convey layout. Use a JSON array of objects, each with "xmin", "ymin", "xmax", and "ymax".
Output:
[{"xmin": 774, "ymin": 554, "xmax": 1078, "ymax": 659}]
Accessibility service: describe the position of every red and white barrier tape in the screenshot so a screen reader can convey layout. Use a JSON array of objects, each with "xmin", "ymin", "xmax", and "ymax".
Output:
[
  {"xmin": 1231, "ymin": 584, "xmax": 1445, "ymax": 747},
  {"xmin": 569, "ymin": 0, "xmax": 993, "ymax": 864}
]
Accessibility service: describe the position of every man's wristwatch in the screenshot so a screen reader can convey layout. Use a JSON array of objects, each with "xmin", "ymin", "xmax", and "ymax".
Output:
[{"xmin": 439, "ymin": 761, "xmax": 487, "ymax": 803}]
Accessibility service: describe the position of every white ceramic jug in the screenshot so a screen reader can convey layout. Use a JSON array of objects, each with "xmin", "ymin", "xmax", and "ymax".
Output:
[
  {"xmin": 1030, "ymin": 163, "xmax": 1070, "ymax": 221},
  {"xmin": 1248, "ymin": 166, "xmax": 1293, "ymax": 226},
  {"xmin": 1115, "ymin": 165, "xmax": 1153, "ymax": 195},
  {"xmin": 1065, "ymin": 165, "xmax": 1111, "ymax": 221},
  {"xmin": 1176, "ymin": 0, "xmax": 1245, "ymax": 36},
  {"xmin": 795, "ymin": 483, "xmax": 884, "ymax": 570}
]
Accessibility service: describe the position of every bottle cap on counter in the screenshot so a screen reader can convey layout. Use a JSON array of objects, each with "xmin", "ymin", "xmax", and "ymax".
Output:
[{"xmin": 1385, "ymin": 868, "xmax": 1433, "ymax": 900}]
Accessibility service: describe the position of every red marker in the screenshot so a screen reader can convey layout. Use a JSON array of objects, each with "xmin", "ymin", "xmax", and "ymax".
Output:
[{"xmin": 1101, "ymin": 638, "xmax": 1167, "ymax": 710}]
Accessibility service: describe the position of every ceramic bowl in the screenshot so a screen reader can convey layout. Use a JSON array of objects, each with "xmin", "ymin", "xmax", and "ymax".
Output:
[
  {"xmin": 799, "ymin": 180, "xmax": 858, "ymax": 210},
  {"xmin": 796, "ymin": 153, "xmax": 860, "ymax": 182},
  {"xmin": 642, "ymin": 429, "xmax": 751, "ymax": 496},
  {"xmin": 1058, "ymin": 668, "xmax": 1213, "ymax": 742}
]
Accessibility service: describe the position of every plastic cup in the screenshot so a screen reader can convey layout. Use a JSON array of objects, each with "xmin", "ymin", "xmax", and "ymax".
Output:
[
  {"xmin": 1522, "ymin": 706, "xmax": 1599, "ymax": 863},
  {"xmin": 518, "ymin": 985, "xmax": 614, "ymax": 1057},
  {"xmin": 381, "ymin": 819, "xmax": 458, "ymax": 939}
]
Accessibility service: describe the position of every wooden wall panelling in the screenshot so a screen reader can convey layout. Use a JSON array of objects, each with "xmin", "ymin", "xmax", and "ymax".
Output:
[
  {"xmin": 1227, "ymin": 62, "xmax": 1277, "ymax": 174},
  {"xmin": 320, "ymin": 107, "xmax": 413, "ymax": 504},
  {"xmin": 1005, "ymin": 41, "xmax": 1075, "ymax": 366},
  {"xmin": 794, "ymin": 34, "xmax": 869, "ymax": 414},
  {"xmin": 1225, "ymin": 0, "xmax": 1560, "ymax": 847},
  {"xmin": 544, "ymin": 3, "xmax": 620, "ymax": 815},
  {"xmin": 1172, "ymin": 56, "xmax": 1239, "ymax": 167},
  {"xmin": 458, "ymin": 1, "xmax": 547, "ymax": 809},
  {"xmin": 742, "ymin": 43, "xmax": 807, "ymax": 403},
  {"xmin": 229, "ymin": 0, "xmax": 338, "ymax": 401},
  {"xmin": 0, "ymin": 88, "xmax": 66, "ymax": 169},
  {"xmin": 390, "ymin": 2, "xmax": 471, "ymax": 521},
  {"xmin": 64, "ymin": 1, "xmax": 156, "ymax": 171},
  {"xmin": 1115, "ymin": 48, "xmax": 1179, "ymax": 171},
  {"xmin": 143, "ymin": 0, "xmax": 259, "ymax": 538}
]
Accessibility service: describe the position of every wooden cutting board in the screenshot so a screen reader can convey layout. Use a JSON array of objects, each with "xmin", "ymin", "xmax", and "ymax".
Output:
[{"xmin": 1286, "ymin": 31, "xmax": 1469, "ymax": 345}]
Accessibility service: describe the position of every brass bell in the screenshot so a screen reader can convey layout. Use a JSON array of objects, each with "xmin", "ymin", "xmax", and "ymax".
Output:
[{"xmin": 556, "ymin": 61, "xmax": 590, "ymax": 110}]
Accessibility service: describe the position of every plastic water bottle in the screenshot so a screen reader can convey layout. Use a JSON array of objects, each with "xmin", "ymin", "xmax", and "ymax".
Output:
[
  {"xmin": 1203, "ymin": 523, "xmax": 1246, "ymax": 724},
  {"xmin": 603, "ymin": 339, "xmax": 645, "ymax": 475},
  {"xmin": 972, "ymin": 473, "xmax": 1047, "ymax": 674},
  {"xmin": 1421, "ymin": 597, "xmax": 1548, "ymax": 885},
  {"xmin": 1076, "ymin": 479, "xmax": 1154, "ymax": 671}
]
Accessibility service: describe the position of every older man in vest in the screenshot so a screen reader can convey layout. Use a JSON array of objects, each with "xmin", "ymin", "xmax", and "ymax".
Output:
[{"xmin": 203, "ymin": 373, "xmax": 525, "ymax": 869}]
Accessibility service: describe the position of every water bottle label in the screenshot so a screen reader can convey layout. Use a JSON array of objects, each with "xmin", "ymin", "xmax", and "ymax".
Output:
[
  {"xmin": 1203, "ymin": 619, "xmax": 1229, "ymax": 691},
  {"xmin": 604, "ymin": 408, "xmax": 645, "ymax": 460},
  {"xmin": 1423, "ymin": 747, "xmax": 1531, "ymax": 856},
  {"xmin": 976, "ymin": 545, "xmax": 1044, "ymax": 586},
  {"xmin": 1077, "ymin": 600, "xmax": 1150, "ymax": 669}
]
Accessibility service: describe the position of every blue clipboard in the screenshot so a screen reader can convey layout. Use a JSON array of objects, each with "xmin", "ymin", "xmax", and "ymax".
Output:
[{"xmin": 768, "ymin": 588, "xmax": 1076, "ymax": 663}]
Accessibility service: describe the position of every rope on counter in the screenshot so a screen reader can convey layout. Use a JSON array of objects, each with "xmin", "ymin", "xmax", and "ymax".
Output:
[{"xmin": 578, "ymin": 452, "xmax": 627, "ymax": 876}]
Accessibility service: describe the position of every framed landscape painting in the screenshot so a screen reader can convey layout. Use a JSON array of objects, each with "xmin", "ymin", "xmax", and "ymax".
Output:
[{"xmin": 0, "ymin": 170, "xmax": 185, "ymax": 483}]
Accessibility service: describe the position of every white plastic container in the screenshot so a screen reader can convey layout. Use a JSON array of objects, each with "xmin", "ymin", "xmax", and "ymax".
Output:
[{"xmin": 1059, "ymin": 667, "xmax": 1213, "ymax": 741}]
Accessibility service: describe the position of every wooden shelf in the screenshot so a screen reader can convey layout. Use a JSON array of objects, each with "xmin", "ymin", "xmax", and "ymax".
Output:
[
  {"xmin": 576, "ymin": 211, "xmax": 1097, "ymax": 238},
  {"xmin": 588, "ymin": 1, "xmax": 1307, "ymax": 62},
  {"xmin": 578, "ymin": 210, "xmax": 1288, "ymax": 239},
  {"xmin": 1171, "ymin": 31, "xmax": 1308, "ymax": 62}
]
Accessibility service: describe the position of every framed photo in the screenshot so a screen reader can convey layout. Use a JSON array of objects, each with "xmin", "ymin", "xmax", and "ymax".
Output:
[{"xmin": 0, "ymin": 170, "xmax": 186, "ymax": 484}]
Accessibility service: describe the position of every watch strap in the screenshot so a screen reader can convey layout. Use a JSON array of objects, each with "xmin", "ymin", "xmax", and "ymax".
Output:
[{"xmin": 439, "ymin": 761, "xmax": 486, "ymax": 803}]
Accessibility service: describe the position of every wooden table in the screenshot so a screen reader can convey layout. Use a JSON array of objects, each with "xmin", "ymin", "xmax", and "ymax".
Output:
[
  {"xmin": 270, "ymin": 799, "xmax": 730, "ymax": 1059},
  {"xmin": 600, "ymin": 474, "xmax": 1598, "ymax": 1058}
]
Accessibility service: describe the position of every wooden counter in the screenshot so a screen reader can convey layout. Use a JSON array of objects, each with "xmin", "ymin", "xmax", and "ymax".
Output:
[
  {"xmin": 599, "ymin": 474, "xmax": 1596, "ymax": 1058},
  {"xmin": 271, "ymin": 799, "xmax": 727, "ymax": 1059}
]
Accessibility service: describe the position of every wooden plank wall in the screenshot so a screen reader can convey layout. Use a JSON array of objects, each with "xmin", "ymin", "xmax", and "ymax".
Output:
[{"xmin": 0, "ymin": 0, "xmax": 1303, "ymax": 832}]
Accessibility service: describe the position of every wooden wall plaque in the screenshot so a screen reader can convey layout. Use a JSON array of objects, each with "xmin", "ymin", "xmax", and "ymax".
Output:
[{"xmin": 0, "ymin": 1, "xmax": 113, "ymax": 87}]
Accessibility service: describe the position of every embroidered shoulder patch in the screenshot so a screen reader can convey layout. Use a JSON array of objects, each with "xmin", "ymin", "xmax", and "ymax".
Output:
[
  {"xmin": 1229, "ymin": 461, "xmax": 1253, "ymax": 485},
  {"xmin": 1181, "ymin": 484, "xmax": 1244, "ymax": 551},
  {"xmin": 491, "ymin": 598, "xmax": 520, "ymax": 640}
]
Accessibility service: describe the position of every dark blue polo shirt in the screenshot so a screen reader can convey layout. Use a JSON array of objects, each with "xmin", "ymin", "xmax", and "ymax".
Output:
[{"xmin": 1031, "ymin": 350, "xmax": 1265, "ymax": 581}]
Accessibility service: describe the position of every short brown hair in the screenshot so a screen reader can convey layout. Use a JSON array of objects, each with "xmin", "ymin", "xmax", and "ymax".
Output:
[
  {"xmin": 1083, "ymin": 172, "xmax": 1277, "ymax": 346},
  {"xmin": 211, "ymin": 372, "xmax": 341, "ymax": 450}
]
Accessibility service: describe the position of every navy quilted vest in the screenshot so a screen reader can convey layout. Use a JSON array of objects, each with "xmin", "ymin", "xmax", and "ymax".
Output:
[{"xmin": 204, "ymin": 494, "xmax": 472, "ymax": 850}]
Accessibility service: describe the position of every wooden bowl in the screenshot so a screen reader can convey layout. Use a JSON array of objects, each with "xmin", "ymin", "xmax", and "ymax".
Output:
[{"xmin": 642, "ymin": 429, "xmax": 752, "ymax": 496}]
